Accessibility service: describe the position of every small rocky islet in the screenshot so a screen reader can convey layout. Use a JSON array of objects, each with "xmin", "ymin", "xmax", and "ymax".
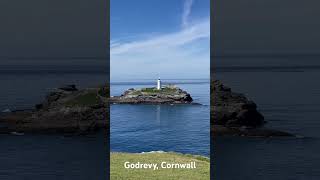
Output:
[
  {"xmin": 212, "ymin": 80, "xmax": 292, "ymax": 137},
  {"xmin": 0, "ymin": 85, "xmax": 109, "ymax": 134},
  {"xmin": 0, "ymin": 82, "xmax": 292, "ymax": 137},
  {"xmin": 110, "ymin": 85, "xmax": 194, "ymax": 104}
]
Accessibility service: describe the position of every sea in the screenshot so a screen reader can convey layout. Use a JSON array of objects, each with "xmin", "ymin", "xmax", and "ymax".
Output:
[
  {"xmin": 213, "ymin": 56, "xmax": 320, "ymax": 180},
  {"xmin": 110, "ymin": 79, "xmax": 210, "ymax": 156},
  {"xmin": 0, "ymin": 63, "xmax": 210, "ymax": 179},
  {"xmin": 2, "ymin": 56, "xmax": 320, "ymax": 179},
  {"xmin": 0, "ymin": 63, "xmax": 108, "ymax": 180}
]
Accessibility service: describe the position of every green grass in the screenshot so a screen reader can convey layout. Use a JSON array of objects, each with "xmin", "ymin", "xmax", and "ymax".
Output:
[
  {"xmin": 64, "ymin": 91, "xmax": 100, "ymax": 107},
  {"xmin": 98, "ymin": 85, "xmax": 109, "ymax": 97},
  {"xmin": 140, "ymin": 87, "xmax": 160, "ymax": 93},
  {"xmin": 111, "ymin": 152, "xmax": 210, "ymax": 180},
  {"xmin": 138, "ymin": 87, "xmax": 178, "ymax": 94},
  {"xmin": 160, "ymin": 87, "xmax": 178, "ymax": 94}
]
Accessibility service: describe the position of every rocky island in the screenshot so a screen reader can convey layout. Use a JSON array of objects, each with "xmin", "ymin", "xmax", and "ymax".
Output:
[
  {"xmin": 0, "ymin": 85, "xmax": 109, "ymax": 134},
  {"xmin": 0, "ymin": 81, "xmax": 292, "ymax": 137},
  {"xmin": 110, "ymin": 85, "xmax": 194, "ymax": 104},
  {"xmin": 212, "ymin": 80, "xmax": 292, "ymax": 137}
]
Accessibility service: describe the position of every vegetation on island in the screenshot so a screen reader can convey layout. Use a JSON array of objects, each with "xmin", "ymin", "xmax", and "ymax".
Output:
[
  {"xmin": 110, "ymin": 85, "xmax": 194, "ymax": 104},
  {"xmin": 0, "ymin": 85, "xmax": 109, "ymax": 134},
  {"xmin": 110, "ymin": 152, "xmax": 210, "ymax": 180},
  {"xmin": 64, "ymin": 85, "xmax": 109, "ymax": 107},
  {"xmin": 132, "ymin": 85, "xmax": 179, "ymax": 95},
  {"xmin": 64, "ymin": 90, "xmax": 100, "ymax": 107}
]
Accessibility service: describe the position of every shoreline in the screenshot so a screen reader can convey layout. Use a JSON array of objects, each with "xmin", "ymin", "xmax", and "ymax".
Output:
[
  {"xmin": 111, "ymin": 151, "xmax": 210, "ymax": 158},
  {"xmin": 110, "ymin": 102, "xmax": 203, "ymax": 105}
]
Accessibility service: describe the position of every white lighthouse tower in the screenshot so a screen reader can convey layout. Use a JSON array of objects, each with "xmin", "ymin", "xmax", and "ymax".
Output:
[{"xmin": 157, "ymin": 78, "xmax": 161, "ymax": 90}]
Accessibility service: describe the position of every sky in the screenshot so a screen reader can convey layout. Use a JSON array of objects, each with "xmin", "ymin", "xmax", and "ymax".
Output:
[
  {"xmin": 111, "ymin": 0, "xmax": 210, "ymax": 81},
  {"xmin": 0, "ymin": 0, "xmax": 108, "ymax": 66},
  {"xmin": 213, "ymin": 0, "xmax": 320, "ymax": 66},
  {"xmin": 2, "ymin": 0, "xmax": 319, "ymax": 69},
  {"xmin": 211, "ymin": 0, "xmax": 320, "ymax": 68}
]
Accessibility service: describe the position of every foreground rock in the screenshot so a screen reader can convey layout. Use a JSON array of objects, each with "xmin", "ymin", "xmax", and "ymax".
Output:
[
  {"xmin": 212, "ymin": 80, "xmax": 264, "ymax": 127},
  {"xmin": 0, "ymin": 85, "xmax": 109, "ymax": 134},
  {"xmin": 110, "ymin": 86, "xmax": 194, "ymax": 104},
  {"xmin": 212, "ymin": 80, "xmax": 292, "ymax": 137}
]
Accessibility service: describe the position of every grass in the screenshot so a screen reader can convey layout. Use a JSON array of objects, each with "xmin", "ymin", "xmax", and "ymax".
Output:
[
  {"xmin": 64, "ymin": 91, "xmax": 100, "ymax": 107},
  {"xmin": 141, "ymin": 87, "xmax": 160, "ymax": 93},
  {"xmin": 161, "ymin": 87, "xmax": 179, "ymax": 94},
  {"xmin": 63, "ymin": 85, "xmax": 108, "ymax": 107},
  {"xmin": 98, "ymin": 85, "xmax": 109, "ymax": 97},
  {"xmin": 139, "ymin": 87, "xmax": 178, "ymax": 94},
  {"xmin": 110, "ymin": 152, "xmax": 210, "ymax": 180}
]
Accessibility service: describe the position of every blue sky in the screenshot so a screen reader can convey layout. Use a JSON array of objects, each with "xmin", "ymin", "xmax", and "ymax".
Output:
[{"xmin": 111, "ymin": 0, "xmax": 210, "ymax": 81}]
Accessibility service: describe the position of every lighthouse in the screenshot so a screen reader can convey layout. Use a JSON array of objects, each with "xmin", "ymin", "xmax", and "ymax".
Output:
[{"xmin": 157, "ymin": 78, "xmax": 161, "ymax": 90}]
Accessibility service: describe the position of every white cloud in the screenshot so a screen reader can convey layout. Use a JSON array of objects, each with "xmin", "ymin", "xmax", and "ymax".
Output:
[
  {"xmin": 111, "ymin": 19, "xmax": 209, "ymax": 56},
  {"xmin": 110, "ymin": 0, "xmax": 209, "ymax": 80},
  {"xmin": 110, "ymin": 18, "xmax": 209, "ymax": 80},
  {"xmin": 182, "ymin": 0, "xmax": 194, "ymax": 28}
]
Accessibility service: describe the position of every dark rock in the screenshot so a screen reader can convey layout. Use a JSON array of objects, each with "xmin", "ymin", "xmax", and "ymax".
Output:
[
  {"xmin": 0, "ymin": 86, "xmax": 108, "ymax": 134},
  {"xmin": 212, "ymin": 80, "xmax": 292, "ymax": 137},
  {"xmin": 212, "ymin": 80, "xmax": 264, "ymax": 128},
  {"xmin": 110, "ymin": 86, "xmax": 194, "ymax": 104},
  {"xmin": 58, "ymin": 85, "xmax": 78, "ymax": 92},
  {"xmin": 35, "ymin": 104, "xmax": 43, "ymax": 110}
]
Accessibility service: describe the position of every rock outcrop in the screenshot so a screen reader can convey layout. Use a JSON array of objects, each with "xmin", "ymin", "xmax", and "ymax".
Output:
[
  {"xmin": 0, "ymin": 85, "xmax": 109, "ymax": 134},
  {"xmin": 110, "ymin": 86, "xmax": 194, "ymax": 104},
  {"xmin": 212, "ymin": 80, "xmax": 264, "ymax": 127},
  {"xmin": 212, "ymin": 80, "xmax": 292, "ymax": 137}
]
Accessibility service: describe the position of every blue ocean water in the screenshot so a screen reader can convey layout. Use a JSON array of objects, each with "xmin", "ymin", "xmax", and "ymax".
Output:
[
  {"xmin": 4, "ymin": 58, "xmax": 320, "ymax": 179},
  {"xmin": 0, "ymin": 132, "xmax": 107, "ymax": 180},
  {"xmin": 0, "ymin": 64, "xmax": 108, "ymax": 180},
  {"xmin": 0, "ymin": 64, "xmax": 210, "ymax": 178},
  {"xmin": 214, "ymin": 56, "xmax": 320, "ymax": 180},
  {"xmin": 110, "ymin": 79, "xmax": 210, "ymax": 156}
]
